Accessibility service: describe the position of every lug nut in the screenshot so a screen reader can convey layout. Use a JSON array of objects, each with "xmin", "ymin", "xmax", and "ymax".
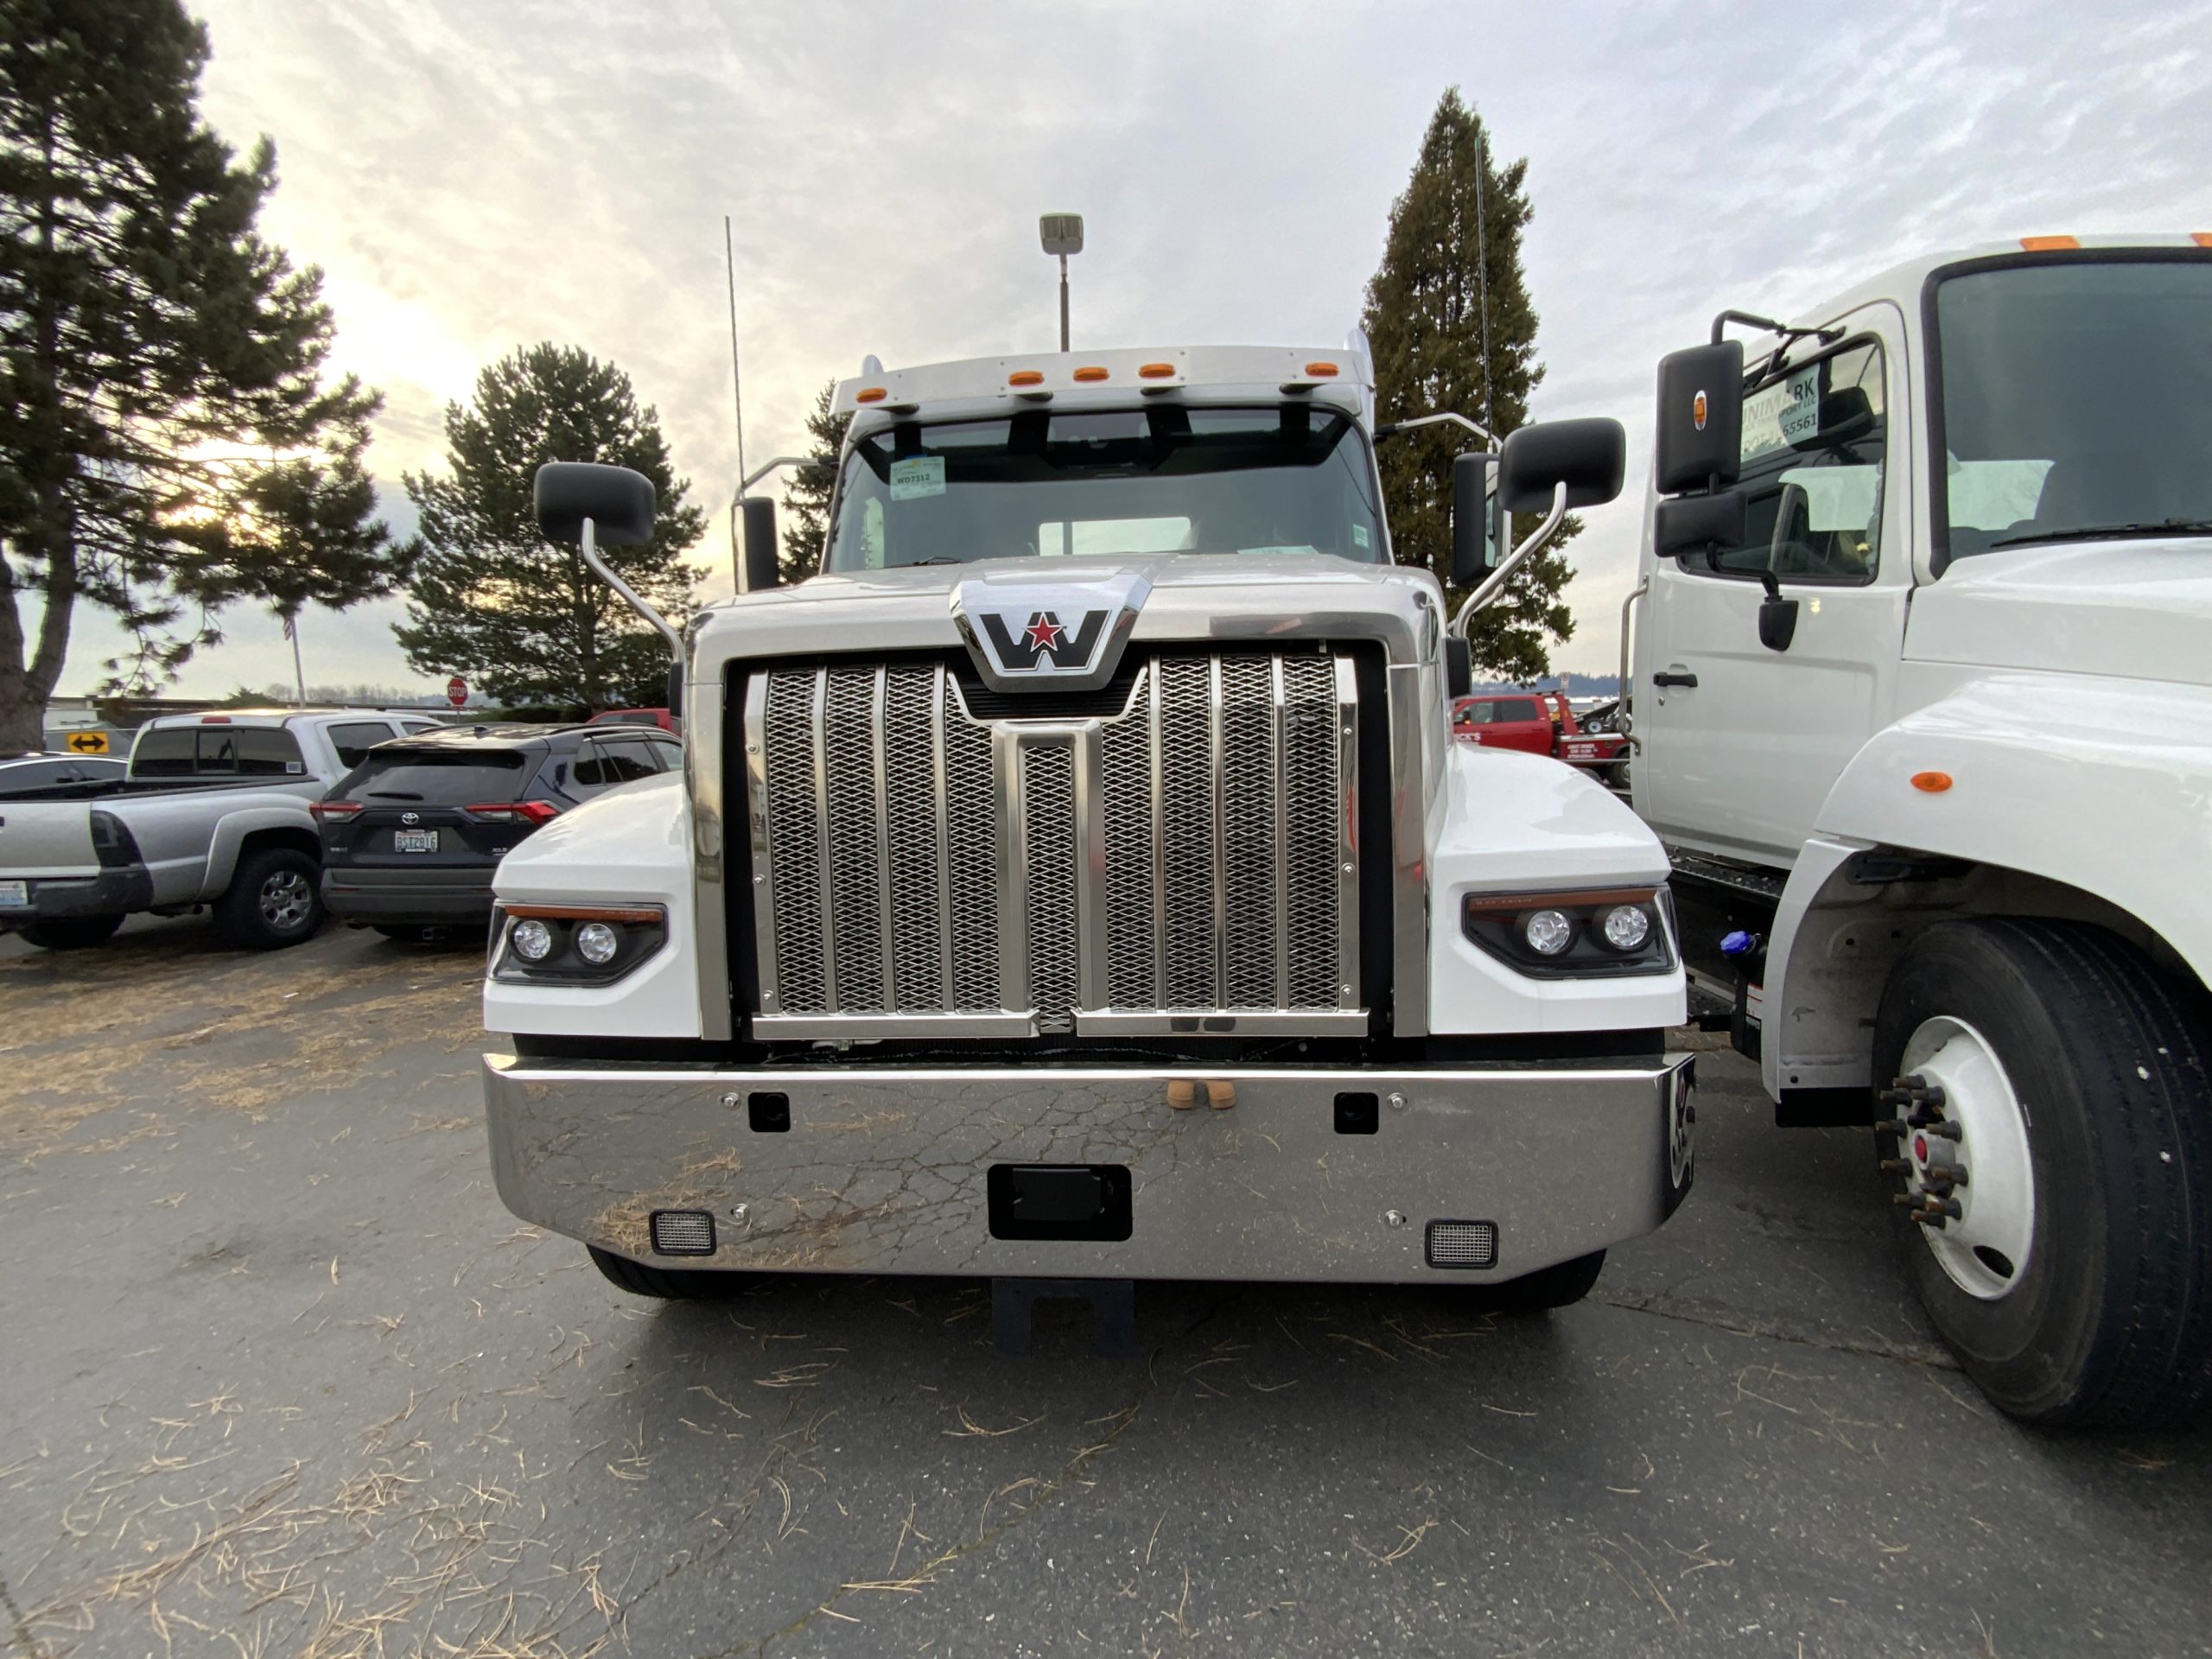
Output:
[
  {"xmin": 1921, "ymin": 1195, "xmax": 1964, "ymax": 1221},
  {"xmin": 1927, "ymin": 1163, "xmax": 1967, "ymax": 1188},
  {"xmin": 1910, "ymin": 1210, "xmax": 1948, "ymax": 1230},
  {"xmin": 1879, "ymin": 1158, "xmax": 1905, "ymax": 1174}
]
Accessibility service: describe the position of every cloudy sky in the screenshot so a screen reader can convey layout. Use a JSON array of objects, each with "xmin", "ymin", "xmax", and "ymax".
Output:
[{"xmin": 52, "ymin": 0, "xmax": 2212, "ymax": 697}]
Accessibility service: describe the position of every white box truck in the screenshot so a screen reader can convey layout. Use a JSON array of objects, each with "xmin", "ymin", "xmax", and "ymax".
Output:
[{"xmin": 1624, "ymin": 234, "xmax": 2212, "ymax": 1425}]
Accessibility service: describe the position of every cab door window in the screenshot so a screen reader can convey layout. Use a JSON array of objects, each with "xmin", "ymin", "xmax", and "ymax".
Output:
[{"xmin": 1689, "ymin": 339, "xmax": 1887, "ymax": 584}]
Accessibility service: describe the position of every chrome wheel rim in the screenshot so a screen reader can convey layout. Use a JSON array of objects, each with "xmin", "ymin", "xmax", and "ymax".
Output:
[
  {"xmin": 1898, "ymin": 1015, "xmax": 2036, "ymax": 1300},
  {"xmin": 260, "ymin": 869, "xmax": 314, "ymax": 931}
]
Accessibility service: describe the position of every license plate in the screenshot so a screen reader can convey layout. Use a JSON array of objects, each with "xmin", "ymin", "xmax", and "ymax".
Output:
[
  {"xmin": 0, "ymin": 880, "xmax": 27, "ymax": 908},
  {"xmin": 393, "ymin": 829, "xmax": 439, "ymax": 854}
]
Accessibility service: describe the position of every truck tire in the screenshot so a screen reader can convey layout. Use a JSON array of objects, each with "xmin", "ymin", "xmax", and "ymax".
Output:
[
  {"xmin": 1461, "ymin": 1250, "xmax": 1606, "ymax": 1313},
  {"xmin": 1872, "ymin": 918, "xmax": 2212, "ymax": 1427},
  {"xmin": 588, "ymin": 1244, "xmax": 753, "ymax": 1300},
  {"xmin": 20, "ymin": 914, "xmax": 124, "ymax": 950},
  {"xmin": 213, "ymin": 846, "xmax": 325, "ymax": 950}
]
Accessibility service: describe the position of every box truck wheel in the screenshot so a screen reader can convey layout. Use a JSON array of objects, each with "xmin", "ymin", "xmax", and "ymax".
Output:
[
  {"xmin": 19, "ymin": 915, "xmax": 124, "ymax": 950},
  {"xmin": 1872, "ymin": 918, "xmax": 2212, "ymax": 1427},
  {"xmin": 588, "ymin": 1245, "xmax": 754, "ymax": 1300}
]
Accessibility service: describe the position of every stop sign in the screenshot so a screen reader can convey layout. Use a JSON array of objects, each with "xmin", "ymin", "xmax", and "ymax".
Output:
[{"xmin": 447, "ymin": 676, "xmax": 468, "ymax": 709}]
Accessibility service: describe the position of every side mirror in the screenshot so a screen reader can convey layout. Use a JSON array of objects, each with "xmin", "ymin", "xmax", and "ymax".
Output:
[
  {"xmin": 665, "ymin": 656, "xmax": 685, "ymax": 718},
  {"xmin": 1652, "ymin": 491, "xmax": 1745, "ymax": 560},
  {"xmin": 1450, "ymin": 453, "xmax": 1500, "ymax": 583},
  {"xmin": 1444, "ymin": 634, "xmax": 1472, "ymax": 700},
  {"xmin": 1654, "ymin": 342, "xmax": 1744, "ymax": 493},
  {"xmin": 1496, "ymin": 417, "xmax": 1627, "ymax": 513},
  {"xmin": 740, "ymin": 496, "xmax": 781, "ymax": 592},
  {"xmin": 534, "ymin": 462, "xmax": 656, "ymax": 547}
]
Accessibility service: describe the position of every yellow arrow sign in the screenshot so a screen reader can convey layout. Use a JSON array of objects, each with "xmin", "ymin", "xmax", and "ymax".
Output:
[{"xmin": 66, "ymin": 730, "xmax": 110, "ymax": 754}]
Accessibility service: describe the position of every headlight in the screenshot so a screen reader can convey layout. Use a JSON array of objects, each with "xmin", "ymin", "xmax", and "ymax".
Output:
[
  {"xmin": 1462, "ymin": 887, "xmax": 1675, "ymax": 978},
  {"xmin": 493, "ymin": 904, "xmax": 667, "ymax": 985}
]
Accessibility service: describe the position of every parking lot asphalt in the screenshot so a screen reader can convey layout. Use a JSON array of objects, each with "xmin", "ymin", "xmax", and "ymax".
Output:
[{"xmin": 3, "ymin": 918, "xmax": 2208, "ymax": 1659}]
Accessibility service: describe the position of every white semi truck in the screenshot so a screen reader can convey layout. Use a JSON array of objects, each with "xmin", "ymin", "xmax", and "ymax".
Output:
[
  {"xmin": 478, "ymin": 340, "xmax": 1697, "ymax": 1344},
  {"xmin": 1626, "ymin": 234, "xmax": 2212, "ymax": 1426}
]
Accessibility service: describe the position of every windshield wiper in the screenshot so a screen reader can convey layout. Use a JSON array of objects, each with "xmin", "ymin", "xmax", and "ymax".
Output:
[
  {"xmin": 901, "ymin": 556, "xmax": 965, "ymax": 567},
  {"xmin": 1989, "ymin": 519, "xmax": 2212, "ymax": 550}
]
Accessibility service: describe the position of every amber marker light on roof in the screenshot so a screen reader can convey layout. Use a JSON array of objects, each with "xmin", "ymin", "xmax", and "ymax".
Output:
[
  {"xmin": 2019, "ymin": 235, "xmax": 2080, "ymax": 251},
  {"xmin": 1911, "ymin": 772, "xmax": 1954, "ymax": 793},
  {"xmin": 1305, "ymin": 361, "xmax": 1340, "ymax": 378},
  {"xmin": 855, "ymin": 386, "xmax": 887, "ymax": 403},
  {"xmin": 1138, "ymin": 363, "xmax": 1177, "ymax": 378},
  {"xmin": 1007, "ymin": 370, "xmax": 1044, "ymax": 386},
  {"xmin": 1072, "ymin": 365, "xmax": 1109, "ymax": 382},
  {"xmin": 2194, "ymin": 233, "xmax": 2212, "ymax": 248}
]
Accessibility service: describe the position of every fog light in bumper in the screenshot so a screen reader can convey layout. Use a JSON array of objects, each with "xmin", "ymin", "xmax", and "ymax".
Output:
[
  {"xmin": 1425, "ymin": 1219, "xmax": 1500, "ymax": 1268},
  {"xmin": 648, "ymin": 1210, "xmax": 716, "ymax": 1255}
]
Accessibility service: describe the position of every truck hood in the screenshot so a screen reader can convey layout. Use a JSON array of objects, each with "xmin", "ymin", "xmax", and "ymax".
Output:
[
  {"xmin": 690, "ymin": 553, "xmax": 1442, "ymax": 672},
  {"xmin": 1906, "ymin": 538, "xmax": 2212, "ymax": 688}
]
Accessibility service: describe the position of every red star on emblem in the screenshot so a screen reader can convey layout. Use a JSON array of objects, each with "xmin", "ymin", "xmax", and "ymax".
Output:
[{"xmin": 1022, "ymin": 613, "xmax": 1065, "ymax": 654}]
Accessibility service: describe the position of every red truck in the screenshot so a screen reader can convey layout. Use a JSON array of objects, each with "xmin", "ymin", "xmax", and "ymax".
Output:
[{"xmin": 1451, "ymin": 690, "xmax": 1627, "ymax": 778}]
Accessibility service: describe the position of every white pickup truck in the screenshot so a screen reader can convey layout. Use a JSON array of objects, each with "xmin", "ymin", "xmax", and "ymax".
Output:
[
  {"xmin": 477, "ymin": 340, "xmax": 1699, "ymax": 1342},
  {"xmin": 0, "ymin": 708, "xmax": 442, "ymax": 950},
  {"xmin": 1626, "ymin": 234, "xmax": 2212, "ymax": 1426}
]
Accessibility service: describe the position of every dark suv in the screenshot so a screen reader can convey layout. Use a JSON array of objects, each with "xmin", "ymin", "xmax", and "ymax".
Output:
[{"xmin": 313, "ymin": 724, "xmax": 683, "ymax": 937}]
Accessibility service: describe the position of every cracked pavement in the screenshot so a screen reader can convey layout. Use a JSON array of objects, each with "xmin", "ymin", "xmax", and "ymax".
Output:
[{"xmin": 3, "ymin": 917, "xmax": 2208, "ymax": 1657}]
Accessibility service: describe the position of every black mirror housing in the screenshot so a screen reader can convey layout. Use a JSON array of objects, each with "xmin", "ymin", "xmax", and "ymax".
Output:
[
  {"xmin": 1444, "ymin": 635, "xmax": 1472, "ymax": 700},
  {"xmin": 1450, "ymin": 453, "xmax": 1499, "ymax": 584},
  {"xmin": 533, "ymin": 461, "xmax": 657, "ymax": 547},
  {"xmin": 665, "ymin": 656, "xmax": 686, "ymax": 717},
  {"xmin": 1496, "ymin": 417, "xmax": 1627, "ymax": 513},
  {"xmin": 1654, "ymin": 342, "xmax": 1744, "ymax": 494},
  {"xmin": 740, "ymin": 497, "xmax": 781, "ymax": 592},
  {"xmin": 1652, "ymin": 491, "xmax": 1745, "ymax": 560}
]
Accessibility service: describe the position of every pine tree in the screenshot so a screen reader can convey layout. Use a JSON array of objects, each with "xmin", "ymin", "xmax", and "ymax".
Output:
[
  {"xmin": 1363, "ymin": 88, "xmax": 1578, "ymax": 683},
  {"xmin": 395, "ymin": 346, "xmax": 705, "ymax": 711},
  {"xmin": 0, "ymin": 0, "xmax": 409, "ymax": 750},
  {"xmin": 778, "ymin": 378, "xmax": 849, "ymax": 582}
]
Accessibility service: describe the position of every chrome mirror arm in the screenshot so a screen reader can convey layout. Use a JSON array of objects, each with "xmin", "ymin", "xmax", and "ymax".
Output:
[
  {"xmin": 1452, "ymin": 480, "xmax": 1567, "ymax": 638},
  {"xmin": 580, "ymin": 516, "xmax": 683, "ymax": 661},
  {"xmin": 1376, "ymin": 410, "xmax": 1497, "ymax": 448}
]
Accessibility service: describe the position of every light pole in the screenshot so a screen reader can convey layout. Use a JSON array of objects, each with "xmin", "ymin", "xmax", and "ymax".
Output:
[{"xmin": 1039, "ymin": 213, "xmax": 1084, "ymax": 352}]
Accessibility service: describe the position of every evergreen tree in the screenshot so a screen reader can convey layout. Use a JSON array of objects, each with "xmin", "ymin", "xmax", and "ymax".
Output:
[
  {"xmin": 0, "ymin": 0, "xmax": 408, "ymax": 751},
  {"xmin": 778, "ymin": 378, "xmax": 849, "ymax": 582},
  {"xmin": 396, "ymin": 345, "xmax": 704, "ymax": 710},
  {"xmin": 1363, "ymin": 88, "xmax": 1577, "ymax": 683}
]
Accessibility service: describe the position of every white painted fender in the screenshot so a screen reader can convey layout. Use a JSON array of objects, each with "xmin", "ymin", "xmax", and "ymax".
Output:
[
  {"xmin": 1759, "ymin": 672, "xmax": 2212, "ymax": 1096},
  {"xmin": 484, "ymin": 773, "xmax": 702, "ymax": 1039},
  {"xmin": 1426, "ymin": 746, "xmax": 1687, "ymax": 1034}
]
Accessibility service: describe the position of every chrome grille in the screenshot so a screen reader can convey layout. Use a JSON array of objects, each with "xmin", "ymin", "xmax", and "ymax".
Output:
[{"xmin": 743, "ymin": 652, "xmax": 1359, "ymax": 1037}]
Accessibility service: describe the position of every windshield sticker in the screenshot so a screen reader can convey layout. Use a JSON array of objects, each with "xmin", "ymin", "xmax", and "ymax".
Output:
[
  {"xmin": 1740, "ymin": 365, "xmax": 1821, "ymax": 461},
  {"xmin": 889, "ymin": 455, "xmax": 946, "ymax": 501},
  {"xmin": 1351, "ymin": 524, "xmax": 1370, "ymax": 549}
]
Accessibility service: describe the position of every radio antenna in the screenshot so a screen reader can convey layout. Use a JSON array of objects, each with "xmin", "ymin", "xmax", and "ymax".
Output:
[
  {"xmin": 725, "ymin": 215, "xmax": 747, "ymax": 494},
  {"xmin": 1475, "ymin": 127, "xmax": 1494, "ymax": 439}
]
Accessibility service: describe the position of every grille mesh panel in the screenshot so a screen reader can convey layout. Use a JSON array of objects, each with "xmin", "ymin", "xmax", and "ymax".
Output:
[
  {"xmin": 747, "ymin": 651, "xmax": 1350, "ymax": 1028},
  {"xmin": 761, "ymin": 671, "xmax": 825, "ymax": 1012},
  {"xmin": 882, "ymin": 666, "xmax": 943, "ymax": 1007},
  {"xmin": 1022, "ymin": 743, "xmax": 1078, "ymax": 1033},
  {"xmin": 822, "ymin": 668, "xmax": 882, "ymax": 1011},
  {"xmin": 942, "ymin": 675, "xmax": 1001, "ymax": 1010}
]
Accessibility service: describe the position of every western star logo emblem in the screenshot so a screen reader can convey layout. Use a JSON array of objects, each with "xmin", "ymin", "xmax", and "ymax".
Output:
[
  {"xmin": 950, "ymin": 572, "xmax": 1153, "ymax": 691},
  {"xmin": 976, "ymin": 608, "xmax": 1108, "ymax": 671}
]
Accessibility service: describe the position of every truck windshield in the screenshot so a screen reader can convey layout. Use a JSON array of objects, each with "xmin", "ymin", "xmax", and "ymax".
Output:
[
  {"xmin": 823, "ymin": 405, "xmax": 1384, "ymax": 572},
  {"xmin": 1935, "ymin": 257, "xmax": 2212, "ymax": 564}
]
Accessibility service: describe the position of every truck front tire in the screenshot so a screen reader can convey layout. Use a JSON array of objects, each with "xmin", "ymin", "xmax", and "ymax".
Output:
[
  {"xmin": 588, "ymin": 1245, "xmax": 753, "ymax": 1300},
  {"xmin": 1873, "ymin": 918, "xmax": 2212, "ymax": 1427},
  {"xmin": 19, "ymin": 915, "xmax": 124, "ymax": 950},
  {"xmin": 214, "ymin": 846, "xmax": 325, "ymax": 950}
]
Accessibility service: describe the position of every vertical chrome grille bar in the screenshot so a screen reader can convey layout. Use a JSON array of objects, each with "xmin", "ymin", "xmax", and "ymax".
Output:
[
  {"xmin": 1208, "ymin": 653, "xmax": 1226, "ymax": 1006},
  {"xmin": 1072, "ymin": 726, "xmax": 1109, "ymax": 1014},
  {"xmin": 1148, "ymin": 658, "xmax": 1166, "ymax": 1003},
  {"xmin": 809, "ymin": 667, "xmax": 838, "ymax": 1013},
  {"xmin": 870, "ymin": 664, "xmax": 895, "ymax": 1008},
  {"xmin": 993, "ymin": 726, "xmax": 1031, "ymax": 1017},
  {"xmin": 931, "ymin": 663, "xmax": 953, "ymax": 1012},
  {"xmin": 742, "ymin": 672, "xmax": 779, "ymax": 1016},
  {"xmin": 1334, "ymin": 655, "xmax": 1362, "ymax": 1010},
  {"xmin": 1271, "ymin": 655, "xmax": 1290, "ymax": 1010}
]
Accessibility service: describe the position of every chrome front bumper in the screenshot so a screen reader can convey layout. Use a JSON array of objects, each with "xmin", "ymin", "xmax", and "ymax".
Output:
[{"xmin": 482, "ymin": 1052, "xmax": 1695, "ymax": 1284}]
